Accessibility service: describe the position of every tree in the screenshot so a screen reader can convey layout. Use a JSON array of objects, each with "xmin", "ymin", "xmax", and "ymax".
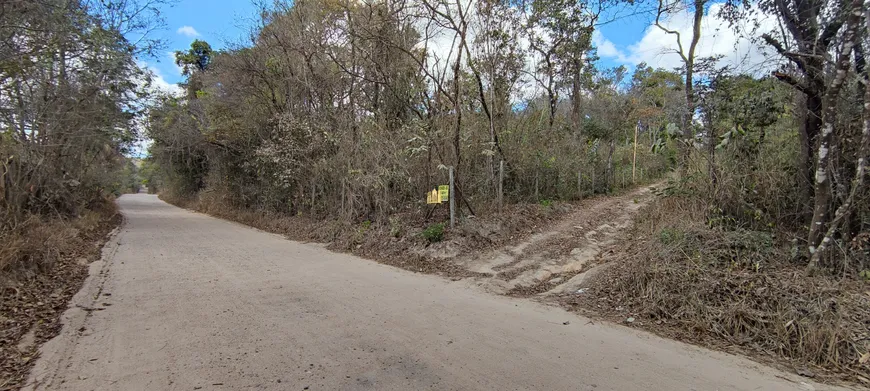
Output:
[
  {"xmin": 629, "ymin": 63, "xmax": 684, "ymax": 148},
  {"xmin": 469, "ymin": 0, "xmax": 523, "ymax": 185},
  {"xmin": 804, "ymin": 0, "xmax": 864, "ymax": 269},
  {"xmin": 654, "ymin": 0, "xmax": 708, "ymax": 170},
  {"xmin": 729, "ymin": 0, "xmax": 857, "ymax": 201},
  {"xmin": 175, "ymin": 39, "xmax": 214, "ymax": 99},
  {"xmin": 525, "ymin": 0, "xmax": 598, "ymax": 129},
  {"xmin": 1, "ymin": 0, "xmax": 165, "ymax": 221},
  {"xmin": 175, "ymin": 39, "xmax": 213, "ymax": 76},
  {"xmin": 722, "ymin": 0, "xmax": 868, "ymax": 268},
  {"xmin": 145, "ymin": 0, "xmax": 674, "ymax": 223}
]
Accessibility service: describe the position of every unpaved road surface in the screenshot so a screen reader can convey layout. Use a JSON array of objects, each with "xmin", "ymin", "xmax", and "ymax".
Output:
[
  {"xmin": 25, "ymin": 194, "xmax": 844, "ymax": 390},
  {"xmin": 458, "ymin": 184, "xmax": 657, "ymax": 296}
]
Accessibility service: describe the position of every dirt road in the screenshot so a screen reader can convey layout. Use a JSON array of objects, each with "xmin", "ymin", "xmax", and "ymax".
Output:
[{"xmin": 25, "ymin": 194, "xmax": 844, "ymax": 390}]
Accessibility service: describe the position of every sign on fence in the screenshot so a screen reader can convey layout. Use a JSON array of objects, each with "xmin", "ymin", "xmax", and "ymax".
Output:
[
  {"xmin": 425, "ymin": 167, "xmax": 454, "ymax": 228},
  {"xmin": 427, "ymin": 188, "xmax": 440, "ymax": 204},
  {"xmin": 438, "ymin": 185, "xmax": 449, "ymax": 201},
  {"xmin": 426, "ymin": 185, "xmax": 449, "ymax": 204}
]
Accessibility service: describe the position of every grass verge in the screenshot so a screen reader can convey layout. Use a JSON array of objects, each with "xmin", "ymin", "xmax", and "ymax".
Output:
[{"xmin": 559, "ymin": 196, "xmax": 870, "ymax": 386}]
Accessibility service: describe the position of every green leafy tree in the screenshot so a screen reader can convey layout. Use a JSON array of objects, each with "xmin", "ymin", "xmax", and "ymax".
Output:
[{"xmin": 175, "ymin": 40, "xmax": 213, "ymax": 76}]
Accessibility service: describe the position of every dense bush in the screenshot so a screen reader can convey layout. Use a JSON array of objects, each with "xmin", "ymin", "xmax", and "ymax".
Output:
[{"xmin": 422, "ymin": 223, "xmax": 446, "ymax": 243}]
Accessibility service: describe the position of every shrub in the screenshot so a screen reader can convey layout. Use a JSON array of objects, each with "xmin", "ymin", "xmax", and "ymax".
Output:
[
  {"xmin": 389, "ymin": 217, "xmax": 403, "ymax": 238},
  {"xmin": 422, "ymin": 223, "xmax": 445, "ymax": 243}
]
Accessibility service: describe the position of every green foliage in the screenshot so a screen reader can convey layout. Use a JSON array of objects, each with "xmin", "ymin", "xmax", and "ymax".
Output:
[
  {"xmin": 108, "ymin": 159, "xmax": 141, "ymax": 195},
  {"xmin": 582, "ymin": 118, "xmax": 610, "ymax": 140},
  {"xmin": 422, "ymin": 223, "xmax": 446, "ymax": 243},
  {"xmin": 699, "ymin": 77, "xmax": 800, "ymax": 230},
  {"xmin": 658, "ymin": 227, "xmax": 685, "ymax": 245},
  {"xmin": 175, "ymin": 40, "xmax": 213, "ymax": 76},
  {"xmin": 709, "ymin": 76, "xmax": 785, "ymax": 155}
]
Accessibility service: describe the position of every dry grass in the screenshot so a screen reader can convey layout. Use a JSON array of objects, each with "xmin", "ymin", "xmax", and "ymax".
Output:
[
  {"xmin": 563, "ymin": 196, "xmax": 870, "ymax": 385},
  {"xmin": 0, "ymin": 200, "xmax": 121, "ymax": 390},
  {"xmin": 161, "ymin": 190, "xmax": 573, "ymax": 278},
  {"xmin": 0, "ymin": 201, "xmax": 118, "ymax": 280}
]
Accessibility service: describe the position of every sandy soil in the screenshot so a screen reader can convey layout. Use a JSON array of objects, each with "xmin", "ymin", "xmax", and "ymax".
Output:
[
  {"xmin": 457, "ymin": 184, "xmax": 657, "ymax": 296},
  {"xmin": 23, "ymin": 194, "xmax": 847, "ymax": 390}
]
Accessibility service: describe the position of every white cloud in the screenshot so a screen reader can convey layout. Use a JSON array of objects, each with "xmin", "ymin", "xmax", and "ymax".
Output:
[
  {"xmin": 595, "ymin": 3, "xmax": 778, "ymax": 75},
  {"xmin": 177, "ymin": 25, "xmax": 200, "ymax": 38},
  {"xmin": 150, "ymin": 72, "xmax": 183, "ymax": 97},
  {"xmin": 140, "ymin": 63, "xmax": 183, "ymax": 97},
  {"xmin": 127, "ymin": 63, "xmax": 182, "ymax": 156},
  {"xmin": 592, "ymin": 31, "xmax": 631, "ymax": 64},
  {"xmin": 167, "ymin": 52, "xmax": 184, "ymax": 76}
]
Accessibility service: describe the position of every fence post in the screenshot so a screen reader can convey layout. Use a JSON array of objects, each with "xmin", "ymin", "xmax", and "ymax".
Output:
[
  {"xmin": 577, "ymin": 171, "xmax": 582, "ymax": 199},
  {"xmin": 498, "ymin": 160, "xmax": 504, "ymax": 212},
  {"xmin": 591, "ymin": 169, "xmax": 596, "ymax": 194},
  {"xmin": 340, "ymin": 178, "xmax": 345, "ymax": 217},
  {"xmin": 449, "ymin": 166, "xmax": 455, "ymax": 228},
  {"xmin": 633, "ymin": 122, "xmax": 639, "ymax": 183}
]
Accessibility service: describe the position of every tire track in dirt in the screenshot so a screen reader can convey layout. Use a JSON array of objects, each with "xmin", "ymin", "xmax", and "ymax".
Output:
[{"xmin": 456, "ymin": 183, "xmax": 661, "ymax": 297}]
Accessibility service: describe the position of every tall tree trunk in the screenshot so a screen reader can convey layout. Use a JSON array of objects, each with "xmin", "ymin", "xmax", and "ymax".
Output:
[
  {"xmin": 681, "ymin": 0, "xmax": 703, "ymax": 170},
  {"xmin": 807, "ymin": 0, "xmax": 862, "ymax": 265},
  {"xmin": 808, "ymin": 56, "xmax": 870, "ymax": 272},
  {"xmin": 545, "ymin": 55, "xmax": 557, "ymax": 129},
  {"xmin": 656, "ymin": 0, "xmax": 705, "ymax": 172},
  {"xmin": 801, "ymin": 73, "xmax": 825, "ymax": 210},
  {"xmin": 571, "ymin": 58, "xmax": 582, "ymax": 133},
  {"xmin": 452, "ymin": 7, "xmax": 466, "ymax": 169}
]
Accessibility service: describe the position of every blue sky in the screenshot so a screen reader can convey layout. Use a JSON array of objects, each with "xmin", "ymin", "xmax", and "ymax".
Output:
[
  {"xmin": 147, "ymin": 0, "xmax": 258, "ymax": 87},
  {"xmin": 145, "ymin": 0, "xmax": 772, "ymax": 91}
]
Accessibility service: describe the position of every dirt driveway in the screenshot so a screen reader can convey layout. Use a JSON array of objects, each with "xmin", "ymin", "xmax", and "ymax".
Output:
[{"xmin": 24, "ymin": 194, "xmax": 845, "ymax": 390}]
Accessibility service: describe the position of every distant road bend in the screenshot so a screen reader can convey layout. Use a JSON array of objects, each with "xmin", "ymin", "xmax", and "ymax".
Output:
[{"xmin": 25, "ymin": 194, "xmax": 845, "ymax": 390}]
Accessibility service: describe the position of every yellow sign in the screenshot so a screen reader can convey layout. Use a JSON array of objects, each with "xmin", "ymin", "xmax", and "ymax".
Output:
[
  {"xmin": 426, "ymin": 188, "xmax": 440, "ymax": 204},
  {"xmin": 426, "ymin": 185, "xmax": 449, "ymax": 204}
]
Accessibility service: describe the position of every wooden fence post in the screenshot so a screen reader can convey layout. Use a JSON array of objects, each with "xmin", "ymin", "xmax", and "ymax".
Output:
[
  {"xmin": 577, "ymin": 171, "xmax": 582, "ymax": 199},
  {"xmin": 633, "ymin": 122, "xmax": 639, "ymax": 183},
  {"xmin": 449, "ymin": 166, "xmax": 455, "ymax": 228},
  {"xmin": 498, "ymin": 160, "xmax": 504, "ymax": 212}
]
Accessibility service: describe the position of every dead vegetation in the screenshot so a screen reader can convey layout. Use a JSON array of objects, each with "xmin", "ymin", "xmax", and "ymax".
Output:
[
  {"xmin": 560, "ymin": 195, "xmax": 870, "ymax": 386},
  {"xmin": 0, "ymin": 203, "xmax": 121, "ymax": 390},
  {"xmin": 162, "ymin": 190, "xmax": 572, "ymax": 278}
]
